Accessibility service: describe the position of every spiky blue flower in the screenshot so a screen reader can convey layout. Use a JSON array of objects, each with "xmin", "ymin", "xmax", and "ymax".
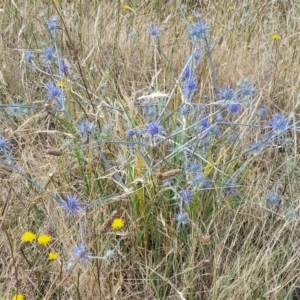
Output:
[
  {"xmin": 198, "ymin": 116, "xmax": 210, "ymax": 129},
  {"xmin": 25, "ymin": 51, "xmax": 34, "ymax": 62},
  {"xmin": 175, "ymin": 212, "xmax": 189, "ymax": 226},
  {"xmin": 46, "ymin": 82, "xmax": 60, "ymax": 99},
  {"xmin": 266, "ymin": 194, "xmax": 280, "ymax": 206},
  {"xmin": 227, "ymin": 102, "xmax": 241, "ymax": 114},
  {"xmin": 209, "ymin": 126, "xmax": 221, "ymax": 136},
  {"xmin": 189, "ymin": 21, "xmax": 209, "ymax": 40},
  {"xmin": 223, "ymin": 181, "xmax": 236, "ymax": 196},
  {"xmin": 72, "ymin": 244, "xmax": 90, "ymax": 261},
  {"xmin": 183, "ymin": 77, "xmax": 197, "ymax": 100},
  {"xmin": 43, "ymin": 47, "xmax": 54, "ymax": 62},
  {"xmin": 61, "ymin": 195, "xmax": 81, "ymax": 214},
  {"xmin": 193, "ymin": 172, "xmax": 205, "ymax": 186},
  {"xmin": 257, "ymin": 107, "xmax": 267, "ymax": 116},
  {"xmin": 148, "ymin": 25, "xmax": 160, "ymax": 37},
  {"xmin": 77, "ymin": 119, "xmax": 95, "ymax": 137},
  {"xmin": 182, "ymin": 67, "xmax": 191, "ymax": 80},
  {"xmin": 180, "ymin": 190, "xmax": 193, "ymax": 204},
  {"xmin": 189, "ymin": 161, "xmax": 201, "ymax": 172},
  {"xmin": 193, "ymin": 49, "xmax": 201, "ymax": 60},
  {"xmin": 179, "ymin": 105, "xmax": 190, "ymax": 116},
  {"xmin": 126, "ymin": 129, "xmax": 136, "ymax": 138},
  {"xmin": 46, "ymin": 19, "xmax": 59, "ymax": 31},
  {"xmin": 218, "ymin": 85, "xmax": 235, "ymax": 101},
  {"xmin": 145, "ymin": 122, "xmax": 162, "ymax": 137},
  {"xmin": 0, "ymin": 136, "xmax": 7, "ymax": 149},
  {"xmin": 59, "ymin": 59, "xmax": 69, "ymax": 74},
  {"xmin": 271, "ymin": 114, "xmax": 289, "ymax": 135},
  {"xmin": 240, "ymin": 83, "xmax": 254, "ymax": 96}
]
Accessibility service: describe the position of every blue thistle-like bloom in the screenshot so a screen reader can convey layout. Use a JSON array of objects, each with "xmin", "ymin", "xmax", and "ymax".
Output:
[
  {"xmin": 77, "ymin": 119, "xmax": 95, "ymax": 137},
  {"xmin": 227, "ymin": 102, "xmax": 241, "ymax": 114},
  {"xmin": 193, "ymin": 49, "xmax": 201, "ymax": 60},
  {"xmin": 61, "ymin": 195, "xmax": 81, "ymax": 214},
  {"xmin": 218, "ymin": 85, "xmax": 235, "ymax": 101},
  {"xmin": 43, "ymin": 47, "xmax": 54, "ymax": 62},
  {"xmin": 182, "ymin": 67, "xmax": 191, "ymax": 80},
  {"xmin": 144, "ymin": 106, "xmax": 156, "ymax": 117},
  {"xmin": 193, "ymin": 172, "xmax": 205, "ymax": 186},
  {"xmin": 198, "ymin": 116, "xmax": 210, "ymax": 129},
  {"xmin": 257, "ymin": 107, "xmax": 267, "ymax": 116},
  {"xmin": 25, "ymin": 51, "xmax": 34, "ymax": 62},
  {"xmin": 189, "ymin": 161, "xmax": 201, "ymax": 172},
  {"xmin": 189, "ymin": 21, "xmax": 209, "ymax": 40},
  {"xmin": 179, "ymin": 105, "xmax": 190, "ymax": 116},
  {"xmin": 180, "ymin": 190, "xmax": 193, "ymax": 204},
  {"xmin": 46, "ymin": 82, "xmax": 61, "ymax": 99},
  {"xmin": 209, "ymin": 126, "xmax": 221, "ymax": 136},
  {"xmin": 145, "ymin": 121, "xmax": 162, "ymax": 137},
  {"xmin": 240, "ymin": 83, "xmax": 255, "ymax": 96},
  {"xmin": 271, "ymin": 114, "xmax": 289, "ymax": 135},
  {"xmin": 202, "ymin": 180, "xmax": 211, "ymax": 189},
  {"xmin": 0, "ymin": 136, "xmax": 7, "ymax": 149},
  {"xmin": 266, "ymin": 194, "xmax": 280, "ymax": 206},
  {"xmin": 148, "ymin": 25, "xmax": 160, "ymax": 37},
  {"xmin": 59, "ymin": 59, "xmax": 69, "ymax": 74},
  {"xmin": 126, "ymin": 129, "xmax": 136, "ymax": 138},
  {"xmin": 223, "ymin": 181, "xmax": 236, "ymax": 196},
  {"xmin": 183, "ymin": 77, "xmax": 197, "ymax": 100},
  {"xmin": 46, "ymin": 19, "xmax": 59, "ymax": 31},
  {"xmin": 72, "ymin": 244, "xmax": 90, "ymax": 261},
  {"xmin": 102, "ymin": 249, "xmax": 116, "ymax": 261},
  {"xmin": 216, "ymin": 113, "xmax": 224, "ymax": 122},
  {"xmin": 285, "ymin": 208, "xmax": 296, "ymax": 219},
  {"xmin": 175, "ymin": 212, "xmax": 189, "ymax": 226}
]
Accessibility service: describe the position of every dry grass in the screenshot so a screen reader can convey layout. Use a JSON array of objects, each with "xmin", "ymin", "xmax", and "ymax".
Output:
[{"xmin": 1, "ymin": 0, "xmax": 300, "ymax": 299}]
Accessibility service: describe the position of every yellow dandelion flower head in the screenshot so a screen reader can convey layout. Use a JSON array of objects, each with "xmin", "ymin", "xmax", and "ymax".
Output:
[
  {"xmin": 37, "ymin": 234, "xmax": 52, "ymax": 246},
  {"xmin": 229, "ymin": 6, "xmax": 235, "ymax": 10},
  {"xmin": 271, "ymin": 34, "xmax": 280, "ymax": 41},
  {"xmin": 111, "ymin": 218, "xmax": 125, "ymax": 230},
  {"xmin": 21, "ymin": 231, "xmax": 36, "ymax": 243},
  {"xmin": 12, "ymin": 294, "xmax": 24, "ymax": 300},
  {"xmin": 48, "ymin": 251, "xmax": 59, "ymax": 261},
  {"xmin": 123, "ymin": 4, "xmax": 131, "ymax": 10}
]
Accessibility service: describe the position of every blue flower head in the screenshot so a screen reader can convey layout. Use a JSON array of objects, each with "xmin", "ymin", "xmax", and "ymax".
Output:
[
  {"xmin": 46, "ymin": 19, "xmax": 59, "ymax": 31},
  {"xmin": 175, "ymin": 212, "xmax": 189, "ymax": 226},
  {"xmin": 148, "ymin": 25, "xmax": 160, "ymax": 37},
  {"xmin": 193, "ymin": 49, "xmax": 201, "ymax": 60},
  {"xmin": 25, "ymin": 51, "xmax": 34, "ymax": 62},
  {"xmin": 218, "ymin": 85, "xmax": 235, "ymax": 101},
  {"xmin": 183, "ymin": 77, "xmax": 197, "ymax": 101},
  {"xmin": 72, "ymin": 244, "xmax": 90, "ymax": 261},
  {"xmin": 126, "ymin": 129, "xmax": 136, "ymax": 138},
  {"xmin": 271, "ymin": 114, "xmax": 289, "ymax": 136},
  {"xmin": 59, "ymin": 59, "xmax": 69, "ymax": 74},
  {"xmin": 227, "ymin": 102, "xmax": 241, "ymax": 114},
  {"xmin": 240, "ymin": 84, "xmax": 255, "ymax": 96},
  {"xmin": 180, "ymin": 190, "xmax": 193, "ymax": 204},
  {"xmin": 198, "ymin": 115, "xmax": 210, "ymax": 129},
  {"xmin": 182, "ymin": 67, "xmax": 191, "ymax": 80},
  {"xmin": 266, "ymin": 194, "xmax": 280, "ymax": 206},
  {"xmin": 61, "ymin": 195, "xmax": 81, "ymax": 214},
  {"xmin": 189, "ymin": 21, "xmax": 209, "ymax": 40},
  {"xmin": 257, "ymin": 107, "xmax": 267, "ymax": 116},
  {"xmin": 43, "ymin": 47, "xmax": 54, "ymax": 62},
  {"xmin": 0, "ymin": 136, "xmax": 7, "ymax": 150},
  {"xmin": 77, "ymin": 119, "xmax": 95, "ymax": 137},
  {"xmin": 46, "ymin": 82, "xmax": 61, "ymax": 99},
  {"xmin": 145, "ymin": 122, "xmax": 162, "ymax": 137}
]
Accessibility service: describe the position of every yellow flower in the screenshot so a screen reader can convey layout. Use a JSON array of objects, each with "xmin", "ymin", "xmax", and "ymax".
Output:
[
  {"xmin": 111, "ymin": 218, "xmax": 124, "ymax": 230},
  {"xmin": 229, "ymin": 6, "xmax": 235, "ymax": 10},
  {"xmin": 37, "ymin": 234, "xmax": 52, "ymax": 246},
  {"xmin": 12, "ymin": 294, "xmax": 24, "ymax": 300},
  {"xmin": 123, "ymin": 4, "xmax": 131, "ymax": 10},
  {"xmin": 21, "ymin": 231, "xmax": 36, "ymax": 243},
  {"xmin": 56, "ymin": 80, "xmax": 66, "ymax": 88},
  {"xmin": 271, "ymin": 34, "xmax": 280, "ymax": 41},
  {"xmin": 48, "ymin": 252, "xmax": 59, "ymax": 261}
]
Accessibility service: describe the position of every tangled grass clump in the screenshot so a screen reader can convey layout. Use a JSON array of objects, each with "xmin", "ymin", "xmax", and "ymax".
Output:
[{"xmin": 2, "ymin": 1, "xmax": 300, "ymax": 299}]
